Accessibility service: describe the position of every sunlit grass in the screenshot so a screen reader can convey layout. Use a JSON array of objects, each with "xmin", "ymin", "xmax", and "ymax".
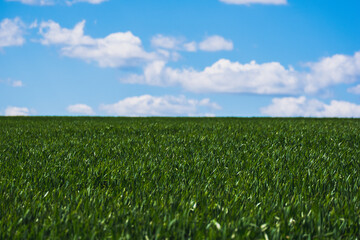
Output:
[{"xmin": 1, "ymin": 117, "xmax": 360, "ymax": 239}]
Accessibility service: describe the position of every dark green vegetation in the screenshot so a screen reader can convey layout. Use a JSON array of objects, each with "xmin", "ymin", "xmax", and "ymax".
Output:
[{"xmin": 1, "ymin": 117, "xmax": 360, "ymax": 239}]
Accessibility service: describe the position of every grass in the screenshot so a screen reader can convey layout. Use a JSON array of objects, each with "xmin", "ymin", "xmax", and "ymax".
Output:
[{"xmin": 1, "ymin": 117, "xmax": 360, "ymax": 239}]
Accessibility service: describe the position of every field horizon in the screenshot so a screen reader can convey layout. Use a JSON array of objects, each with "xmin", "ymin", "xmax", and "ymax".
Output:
[{"xmin": 2, "ymin": 0, "xmax": 360, "ymax": 238}]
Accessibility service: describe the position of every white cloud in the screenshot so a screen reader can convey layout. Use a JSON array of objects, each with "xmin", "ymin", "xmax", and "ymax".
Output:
[
  {"xmin": 67, "ymin": 104, "xmax": 95, "ymax": 115},
  {"xmin": 5, "ymin": 106, "xmax": 30, "ymax": 116},
  {"xmin": 261, "ymin": 96, "xmax": 360, "ymax": 118},
  {"xmin": 39, "ymin": 20, "xmax": 94, "ymax": 45},
  {"xmin": 124, "ymin": 51, "xmax": 360, "ymax": 95},
  {"xmin": 100, "ymin": 95, "xmax": 221, "ymax": 116},
  {"xmin": 219, "ymin": 0, "xmax": 287, "ymax": 5},
  {"xmin": 199, "ymin": 35, "xmax": 233, "ymax": 52},
  {"xmin": 348, "ymin": 84, "xmax": 360, "ymax": 94},
  {"xmin": 39, "ymin": 24, "xmax": 235, "ymax": 68},
  {"xmin": 6, "ymin": 0, "xmax": 54, "ymax": 5},
  {"xmin": 304, "ymin": 52, "xmax": 360, "ymax": 93},
  {"xmin": 11, "ymin": 80, "xmax": 23, "ymax": 87},
  {"xmin": 151, "ymin": 34, "xmax": 234, "ymax": 52},
  {"xmin": 0, "ymin": 78, "xmax": 24, "ymax": 87},
  {"xmin": 124, "ymin": 59, "xmax": 300, "ymax": 94},
  {"xmin": 29, "ymin": 20, "xmax": 38, "ymax": 29},
  {"xmin": 183, "ymin": 41, "xmax": 197, "ymax": 52},
  {"xmin": 39, "ymin": 20, "xmax": 159, "ymax": 68},
  {"xmin": 0, "ymin": 18, "xmax": 25, "ymax": 48},
  {"xmin": 151, "ymin": 34, "xmax": 198, "ymax": 52},
  {"xmin": 151, "ymin": 35, "xmax": 183, "ymax": 50},
  {"xmin": 66, "ymin": 0, "xmax": 107, "ymax": 5},
  {"xmin": 6, "ymin": 0, "xmax": 107, "ymax": 5}
]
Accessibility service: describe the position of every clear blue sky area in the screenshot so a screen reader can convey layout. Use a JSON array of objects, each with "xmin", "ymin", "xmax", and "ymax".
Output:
[{"xmin": 1, "ymin": 0, "xmax": 360, "ymax": 117}]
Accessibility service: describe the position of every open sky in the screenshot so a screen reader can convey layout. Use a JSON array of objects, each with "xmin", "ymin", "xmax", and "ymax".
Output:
[{"xmin": 1, "ymin": 0, "xmax": 360, "ymax": 117}]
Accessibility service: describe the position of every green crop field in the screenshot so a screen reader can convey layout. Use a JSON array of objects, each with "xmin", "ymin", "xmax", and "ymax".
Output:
[{"xmin": 1, "ymin": 117, "xmax": 360, "ymax": 239}]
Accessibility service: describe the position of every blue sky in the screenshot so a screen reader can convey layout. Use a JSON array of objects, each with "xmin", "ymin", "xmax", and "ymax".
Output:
[{"xmin": 1, "ymin": 0, "xmax": 360, "ymax": 117}]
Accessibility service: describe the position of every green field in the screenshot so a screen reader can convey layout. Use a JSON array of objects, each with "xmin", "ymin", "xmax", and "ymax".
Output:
[{"xmin": 1, "ymin": 117, "xmax": 360, "ymax": 239}]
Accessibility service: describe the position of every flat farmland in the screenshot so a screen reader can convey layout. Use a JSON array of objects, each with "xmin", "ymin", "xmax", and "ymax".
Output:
[{"xmin": 1, "ymin": 117, "xmax": 360, "ymax": 239}]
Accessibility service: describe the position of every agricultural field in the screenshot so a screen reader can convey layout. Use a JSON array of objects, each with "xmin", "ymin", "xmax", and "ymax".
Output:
[{"xmin": 1, "ymin": 117, "xmax": 360, "ymax": 239}]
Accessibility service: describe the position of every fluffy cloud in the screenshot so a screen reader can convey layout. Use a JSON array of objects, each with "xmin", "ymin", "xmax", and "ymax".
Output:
[
  {"xmin": 5, "ymin": 106, "xmax": 30, "ymax": 116},
  {"xmin": 0, "ymin": 78, "xmax": 23, "ymax": 87},
  {"xmin": 6, "ymin": 0, "xmax": 107, "ymax": 5},
  {"xmin": 11, "ymin": 80, "xmax": 23, "ymax": 87},
  {"xmin": 151, "ymin": 34, "xmax": 233, "ymax": 52},
  {"xmin": 66, "ymin": 0, "xmax": 107, "ymax": 4},
  {"xmin": 199, "ymin": 36, "xmax": 234, "ymax": 52},
  {"xmin": 67, "ymin": 104, "xmax": 95, "ymax": 115},
  {"xmin": 124, "ymin": 59, "xmax": 300, "ymax": 94},
  {"xmin": 219, "ymin": 0, "xmax": 287, "ymax": 5},
  {"xmin": 261, "ymin": 96, "xmax": 360, "ymax": 118},
  {"xmin": 348, "ymin": 84, "xmax": 360, "ymax": 94},
  {"xmin": 6, "ymin": 0, "xmax": 53, "ymax": 5},
  {"xmin": 0, "ymin": 18, "xmax": 25, "ymax": 48},
  {"xmin": 38, "ymin": 20, "xmax": 235, "ymax": 68},
  {"xmin": 39, "ymin": 20, "xmax": 159, "ymax": 68},
  {"xmin": 183, "ymin": 41, "xmax": 197, "ymax": 52},
  {"xmin": 124, "ymin": 51, "xmax": 360, "ymax": 95},
  {"xmin": 304, "ymin": 52, "xmax": 360, "ymax": 93},
  {"xmin": 39, "ymin": 20, "xmax": 94, "ymax": 45},
  {"xmin": 100, "ymin": 95, "xmax": 221, "ymax": 116},
  {"xmin": 151, "ymin": 35, "xmax": 184, "ymax": 50}
]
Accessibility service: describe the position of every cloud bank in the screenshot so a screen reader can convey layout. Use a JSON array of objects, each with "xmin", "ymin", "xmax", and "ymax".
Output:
[
  {"xmin": 124, "ymin": 51, "xmax": 360, "ymax": 95},
  {"xmin": 199, "ymin": 35, "xmax": 233, "ymax": 52},
  {"xmin": 38, "ymin": 20, "xmax": 235, "ymax": 68},
  {"xmin": 219, "ymin": 0, "xmax": 287, "ymax": 5},
  {"xmin": 0, "ymin": 18, "xmax": 25, "ymax": 48},
  {"xmin": 5, "ymin": 106, "xmax": 30, "ymax": 116},
  {"xmin": 67, "ymin": 104, "xmax": 95, "ymax": 115},
  {"xmin": 151, "ymin": 34, "xmax": 233, "ymax": 52},
  {"xmin": 100, "ymin": 95, "xmax": 221, "ymax": 116},
  {"xmin": 39, "ymin": 20, "xmax": 159, "ymax": 68},
  {"xmin": 261, "ymin": 96, "xmax": 360, "ymax": 118},
  {"xmin": 67, "ymin": 0, "xmax": 107, "ymax": 5},
  {"xmin": 348, "ymin": 84, "xmax": 360, "ymax": 94},
  {"xmin": 0, "ymin": 78, "xmax": 23, "ymax": 87},
  {"xmin": 6, "ymin": 0, "xmax": 107, "ymax": 5}
]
